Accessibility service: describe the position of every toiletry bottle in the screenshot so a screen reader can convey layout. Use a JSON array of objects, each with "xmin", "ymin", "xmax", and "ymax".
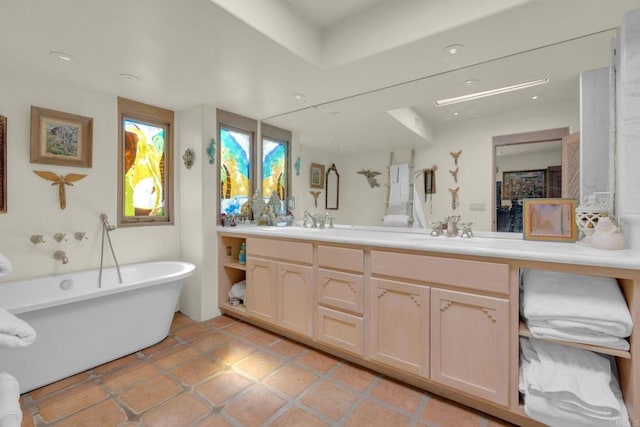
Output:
[{"xmin": 238, "ymin": 242, "xmax": 246, "ymax": 265}]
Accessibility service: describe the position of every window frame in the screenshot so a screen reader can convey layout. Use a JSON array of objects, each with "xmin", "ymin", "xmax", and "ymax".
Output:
[
  {"xmin": 117, "ymin": 97, "xmax": 174, "ymax": 226},
  {"xmin": 217, "ymin": 109, "xmax": 257, "ymax": 216},
  {"xmin": 261, "ymin": 122, "xmax": 292, "ymax": 204}
]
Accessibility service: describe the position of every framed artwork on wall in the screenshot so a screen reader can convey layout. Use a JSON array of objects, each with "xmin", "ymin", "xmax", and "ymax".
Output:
[
  {"xmin": 523, "ymin": 198, "xmax": 577, "ymax": 242},
  {"xmin": 310, "ymin": 162, "xmax": 325, "ymax": 189},
  {"xmin": 502, "ymin": 169, "xmax": 545, "ymax": 199},
  {"xmin": 30, "ymin": 106, "xmax": 93, "ymax": 168},
  {"xmin": 0, "ymin": 115, "xmax": 6, "ymax": 213}
]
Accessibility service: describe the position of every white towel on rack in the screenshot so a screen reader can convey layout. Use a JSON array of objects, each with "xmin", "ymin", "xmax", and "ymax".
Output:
[
  {"xmin": 0, "ymin": 254, "xmax": 12, "ymax": 280},
  {"xmin": 521, "ymin": 269, "xmax": 633, "ymax": 338},
  {"xmin": 519, "ymin": 337, "xmax": 629, "ymax": 426},
  {"xmin": 388, "ymin": 164, "xmax": 410, "ymax": 207},
  {"xmin": 0, "ymin": 309, "xmax": 36, "ymax": 348},
  {"xmin": 0, "ymin": 372, "xmax": 22, "ymax": 427}
]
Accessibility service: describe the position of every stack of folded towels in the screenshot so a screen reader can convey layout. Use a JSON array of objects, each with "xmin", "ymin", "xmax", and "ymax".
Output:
[
  {"xmin": 520, "ymin": 337, "xmax": 630, "ymax": 426},
  {"xmin": 0, "ymin": 308, "xmax": 36, "ymax": 427},
  {"xmin": 0, "ymin": 309, "xmax": 36, "ymax": 349},
  {"xmin": 520, "ymin": 269, "xmax": 633, "ymax": 350},
  {"xmin": 0, "ymin": 372, "xmax": 22, "ymax": 427}
]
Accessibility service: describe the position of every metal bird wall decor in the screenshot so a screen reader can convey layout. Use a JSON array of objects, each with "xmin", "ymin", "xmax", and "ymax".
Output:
[
  {"xmin": 357, "ymin": 170, "xmax": 381, "ymax": 188},
  {"xmin": 450, "ymin": 150, "xmax": 462, "ymax": 165},
  {"xmin": 449, "ymin": 167, "xmax": 459, "ymax": 183},
  {"xmin": 34, "ymin": 170, "xmax": 87, "ymax": 209},
  {"xmin": 449, "ymin": 186, "xmax": 460, "ymax": 210}
]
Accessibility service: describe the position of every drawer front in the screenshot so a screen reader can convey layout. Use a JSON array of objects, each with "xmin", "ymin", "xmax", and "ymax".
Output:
[
  {"xmin": 317, "ymin": 269, "xmax": 364, "ymax": 314},
  {"xmin": 317, "ymin": 245, "xmax": 364, "ymax": 273},
  {"xmin": 370, "ymin": 251, "xmax": 509, "ymax": 294},
  {"xmin": 247, "ymin": 237, "xmax": 312, "ymax": 264},
  {"xmin": 316, "ymin": 306, "xmax": 364, "ymax": 356}
]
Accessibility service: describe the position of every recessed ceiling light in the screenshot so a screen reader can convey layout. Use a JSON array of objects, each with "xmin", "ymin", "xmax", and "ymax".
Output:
[
  {"xmin": 453, "ymin": 111, "xmax": 460, "ymax": 116},
  {"xmin": 293, "ymin": 93, "xmax": 307, "ymax": 103},
  {"xmin": 443, "ymin": 44, "xmax": 464, "ymax": 55},
  {"xmin": 532, "ymin": 95, "xmax": 539, "ymax": 100},
  {"xmin": 49, "ymin": 51, "xmax": 73, "ymax": 62},
  {"xmin": 434, "ymin": 78, "xmax": 549, "ymax": 106},
  {"xmin": 464, "ymin": 79, "xmax": 479, "ymax": 86},
  {"xmin": 119, "ymin": 73, "xmax": 140, "ymax": 81}
]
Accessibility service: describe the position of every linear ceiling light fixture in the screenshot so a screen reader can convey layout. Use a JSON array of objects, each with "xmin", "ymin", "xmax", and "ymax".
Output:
[{"xmin": 434, "ymin": 78, "xmax": 549, "ymax": 107}]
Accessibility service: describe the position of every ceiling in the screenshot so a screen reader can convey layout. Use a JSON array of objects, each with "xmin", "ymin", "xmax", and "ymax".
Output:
[{"xmin": 1, "ymin": 0, "xmax": 639, "ymax": 136}]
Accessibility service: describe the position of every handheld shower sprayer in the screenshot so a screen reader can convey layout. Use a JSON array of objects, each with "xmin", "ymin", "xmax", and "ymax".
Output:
[
  {"xmin": 100, "ymin": 213, "xmax": 116, "ymax": 232},
  {"xmin": 99, "ymin": 213, "xmax": 122, "ymax": 287}
]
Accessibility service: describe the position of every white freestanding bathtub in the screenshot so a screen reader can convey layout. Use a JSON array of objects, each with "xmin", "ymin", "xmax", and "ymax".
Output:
[{"xmin": 0, "ymin": 261, "xmax": 195, "ymax": 393}]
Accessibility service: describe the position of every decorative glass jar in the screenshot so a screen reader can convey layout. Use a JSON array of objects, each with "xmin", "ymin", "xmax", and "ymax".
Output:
[{"xmin": 575, "ymin": 192, "xmax": 609, "ymax": 243}]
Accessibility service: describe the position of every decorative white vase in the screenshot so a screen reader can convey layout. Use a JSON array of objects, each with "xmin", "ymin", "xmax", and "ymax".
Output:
[{"xmin": 591, "ymin": 217, "xmax": 625, "ymax": 250}]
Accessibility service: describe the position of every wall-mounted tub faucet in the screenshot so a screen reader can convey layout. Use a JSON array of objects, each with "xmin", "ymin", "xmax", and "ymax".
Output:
[
  {"xmin": 30, "ymin": 234, "xmax": 46, "ymax": 244},
  {"xmin": 53, "ymin": 250, "xmax": 69, "ymax": 264}
]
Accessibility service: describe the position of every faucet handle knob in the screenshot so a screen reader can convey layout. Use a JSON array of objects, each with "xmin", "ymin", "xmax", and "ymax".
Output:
[
  {"xmin": 54, "ymin": 233, "xmax": 67, "ymax": 243},
  {"xmin": 30, "ymin": 234, "xmax": 46, "ymax": 244},
  {"xmin": 74, "ymin": 232, "xmax": 88, "ymax": 241}
]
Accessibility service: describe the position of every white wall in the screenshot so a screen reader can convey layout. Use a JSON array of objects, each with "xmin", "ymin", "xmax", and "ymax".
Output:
[
  {"xmin": 295, "ymin": 99, "xmax": 579, "ymax": 231},
  {"xmin": 0, "ymin": 69, "xmax": 180, "ymax": 280}
]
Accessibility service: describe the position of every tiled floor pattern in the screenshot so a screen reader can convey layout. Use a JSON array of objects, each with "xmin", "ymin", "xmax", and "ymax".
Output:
[{"xmin": 19, "ymin": 312, "xmax": 515, "ymax": 426}]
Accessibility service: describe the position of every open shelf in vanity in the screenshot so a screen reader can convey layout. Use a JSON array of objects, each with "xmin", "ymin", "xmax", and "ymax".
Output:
[
  {"xmin": 518, "ymin": 321, "xmax": 631, "ymax": 359},
  {"xmin": 218, "ymin": 233, "xmax": 247, "ymax": 315},
  {"xmin": 515, "ymin": 265, "xmax": 638, "ymax": 425}
]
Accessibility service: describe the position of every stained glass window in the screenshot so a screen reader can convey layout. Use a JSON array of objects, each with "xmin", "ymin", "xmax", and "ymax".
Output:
[
  {"xmin": 220, "ymin": 127, "xmax": 251, "ymax": 215},
  {"xmin": 262, "ymin": 137, "xmax": 287, "ymax": 203},
  {"xmin": 118, "ymin": 97, "xmax": 173, "ymax": 225}
]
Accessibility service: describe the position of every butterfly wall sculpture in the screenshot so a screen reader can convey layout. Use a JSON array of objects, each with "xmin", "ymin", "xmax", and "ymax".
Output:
[{"xmin": 33, "ymin": 170, "xmax": 86, "ymax": 209}]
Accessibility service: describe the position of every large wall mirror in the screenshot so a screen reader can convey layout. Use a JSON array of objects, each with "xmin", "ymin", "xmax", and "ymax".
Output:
[
  {"xmin": 263, "ymin": 29, "xmax": 616, "ymax": 233},
  {"xmin": 0, "ymin": 115, "xmax": 5, "ymax": 213}
]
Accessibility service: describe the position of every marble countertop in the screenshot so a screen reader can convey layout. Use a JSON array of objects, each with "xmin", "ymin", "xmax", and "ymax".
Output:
[{"xmin": 216, "ymin": 224, "xmax": 640, "ymax": 270}]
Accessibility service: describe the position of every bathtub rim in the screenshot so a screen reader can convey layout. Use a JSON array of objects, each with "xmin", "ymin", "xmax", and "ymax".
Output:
[{"xmin": 0, "ymin": 261, "xmax": 195, "ymax": 315}]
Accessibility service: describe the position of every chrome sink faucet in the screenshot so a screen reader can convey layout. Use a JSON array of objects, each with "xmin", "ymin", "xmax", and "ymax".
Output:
[{"xmin": 303, "ymin": 211, "xmax": 317, "ymax": 228}]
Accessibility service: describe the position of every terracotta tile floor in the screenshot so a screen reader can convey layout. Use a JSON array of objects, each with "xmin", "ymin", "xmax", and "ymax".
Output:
[{"xmin": 19, "ymin": 312, "xmax": 516, "ymax": 426}]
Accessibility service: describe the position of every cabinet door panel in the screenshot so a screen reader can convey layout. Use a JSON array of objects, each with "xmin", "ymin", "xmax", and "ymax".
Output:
[
  {"xmin": 277, "ymin": 262, "xmax": 313, "ymax": 337},
  {"xmin": 316, "ymin": 306, "xmax": 364, "ymax": 356},
  {"xmin": 246, "ymin": 257, "xmax": 277, "ymax": 324},
  {"xmin": 430, "ymin": 288, "xmax": 509, "ymax": 406},
  {"xmin": 317, "ymin": 269, "xmax": 364, "ymax": 314},
  {"xmin": 370, "ymin": 278, "xmax": 429, "ymax": 377}
]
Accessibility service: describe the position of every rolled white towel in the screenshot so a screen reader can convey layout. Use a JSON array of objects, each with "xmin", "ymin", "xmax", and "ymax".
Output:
[
  {"xmin": 0, "ymin": 372, "xmax": 22, "ymax": 427},
  {"xmin": 0, "ymin": 254, "xmax": 12, "ymax": 280},
  {"xmin": 383, "ymin": 214, "xmax": 409, "ymax": 227},
  {"xmin": 0, "ymin": 309, "xmax": 36, "ymax": 348}
]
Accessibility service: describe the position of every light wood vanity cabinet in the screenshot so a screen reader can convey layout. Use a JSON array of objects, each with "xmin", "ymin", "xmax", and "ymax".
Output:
[
  {"xmin": 430, "ymin": 288, "xmax": 509, "ymax": 405},
  {"xmin": 220, "ymin": 230, "xmax": 640, "ymax": 427},
  {"xmin": 370, "ymin": 250, "xmax": 510, "ymax": 405},
  {"xmin": 315, "ymin": 245, "xmax": 365, "ymax": 356},
  {"xmin": 246, "ymin": 238, "xmax": 313, "ymax": 337},
  {"xmin": 369, "ymin": 278, "xmax": 430, "ymax": 377}
]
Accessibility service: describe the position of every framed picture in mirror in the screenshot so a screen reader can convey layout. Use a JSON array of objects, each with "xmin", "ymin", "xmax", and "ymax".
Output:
[
  {"xmin": 310, "ymin": 163, "xmax": 325, "ymax": 189},
  {"xmin": 502, "ymin": 169, "xmax": 546, "ymax": 200},
  {"xmin": 523, "ymin": 198, "xmax": 577, "ymax": 242},
  {"xmin": 0, "ymin": 114, "xmax": 5, "ymax": 213}
]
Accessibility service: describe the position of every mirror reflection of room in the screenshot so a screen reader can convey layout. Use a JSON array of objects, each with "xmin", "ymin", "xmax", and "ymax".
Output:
[{"xmin": 267, "ymin": 30, "xmax": 614, "ymax": 233}]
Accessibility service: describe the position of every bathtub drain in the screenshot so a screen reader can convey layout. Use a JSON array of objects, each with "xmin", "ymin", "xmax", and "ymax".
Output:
[{"xmin": 59, "ymin": 279, "xmax": 74, "ymax": 290}]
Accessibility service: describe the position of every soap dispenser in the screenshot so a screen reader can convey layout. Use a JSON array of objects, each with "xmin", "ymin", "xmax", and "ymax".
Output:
[{"xmin": 238, "ymin": 242, "xmax": 247, "ymax": 265}]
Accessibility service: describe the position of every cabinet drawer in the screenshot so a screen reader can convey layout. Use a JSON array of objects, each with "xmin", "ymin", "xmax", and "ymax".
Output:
[
  {"xmin": 317, "ymin": 245, "xmax": 364, "ymax": 273},
  {"xmin": 317, "ymin": 269, "xmax": 364, "ymax": 314},
  {"xmin": 316, "ymin": 306, "xmax": 364, "ymax": 356},
  {"xmin": 370, "ymin": 251, "xmax": 509, "ymax": 294},
  {"xmin": 247, "ymin": 238, "xmax": 312, "ymax": 264}
]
